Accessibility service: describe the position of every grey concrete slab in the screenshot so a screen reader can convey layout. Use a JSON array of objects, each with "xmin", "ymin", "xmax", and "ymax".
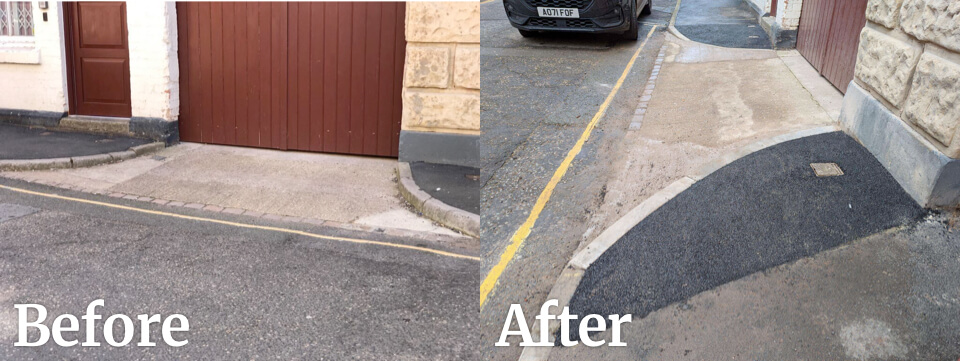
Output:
[
  {"xmin": 0, "ymin": 124, "xmax": 150, "ymax": 160},
  {"xmin": 0, "ymin": 178, "xmax": 479, "ymax": 359},
  {"xmin": 566, "ymin": 132, "xmax": 924, "ymax": 340},
  {"xmin": 410, "ymin": 162, "xmax": 480, "ymax": 215}
]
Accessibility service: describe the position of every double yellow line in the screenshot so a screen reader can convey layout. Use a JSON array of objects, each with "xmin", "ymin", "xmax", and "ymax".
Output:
[
  {"xmin": 0, "ymin": 184, "xmax": 480, "ymax": 262},
  {"xmin": 480, "ymin": 26, "xmax": 659, "ymax": 307}
]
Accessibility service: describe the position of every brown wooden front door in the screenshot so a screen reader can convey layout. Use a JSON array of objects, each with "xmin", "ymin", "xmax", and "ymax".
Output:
[
  {"xmin": 176, "ymin": 2, "xmax": 406, "ymax": 157},
  {"xmin": 795, "ymin": 0, "xmax": 868, "ymax": 94},
  {"xmin": 64, "ymin": 2, "xmax": 132, "ymax": 118}
]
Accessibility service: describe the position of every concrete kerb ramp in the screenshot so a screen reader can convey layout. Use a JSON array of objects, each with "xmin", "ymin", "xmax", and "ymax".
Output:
[{"xmin": 397, "ymin": 162, "xmax": 480, "ymax": 238}]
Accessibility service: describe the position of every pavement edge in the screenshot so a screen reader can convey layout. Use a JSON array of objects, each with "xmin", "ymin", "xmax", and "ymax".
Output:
[
  {"xmin": 0, "ymin": 142, "xmax": 165, "ymax": 172},
  {"xmin": 396, "ymin": 162, "xmax": 480, "ymax": 238},
  {"xmin": 517, "ymin": 125, "xmax": 839, "ymax": 361}
]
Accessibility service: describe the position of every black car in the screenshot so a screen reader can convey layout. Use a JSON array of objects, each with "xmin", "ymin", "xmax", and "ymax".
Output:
[{"xmin": 503, "ymin": 0, "xmax": 651, "ymax": 40}]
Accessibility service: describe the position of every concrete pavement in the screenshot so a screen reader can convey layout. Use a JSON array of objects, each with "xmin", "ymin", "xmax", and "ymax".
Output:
[
  {"xmin": 0, "ymin": 177, "xmax": 479, "ymax": 359},
  {"xmin": 1, "ymin": 143, "xmax": 463, "ymax": 237},
  {"xmin": 551, "ymin": 212, "xmax": 960, "ymax": 360}
]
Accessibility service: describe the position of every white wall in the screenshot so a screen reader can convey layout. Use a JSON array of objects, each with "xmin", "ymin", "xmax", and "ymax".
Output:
[
  {"xmin": 0, "ymin": 2, "xmax": 179, "ymax": 121},
  {"xmin": 127, "ymin": 2, "xmax": 179, "ymax": 121},
  {"xmin": 775, "ymin": 0, "xmax": 803, "ymax": 30},
  {"xmin": 0, "ymin": 2, "xmax": 68, "ymax": 113}
]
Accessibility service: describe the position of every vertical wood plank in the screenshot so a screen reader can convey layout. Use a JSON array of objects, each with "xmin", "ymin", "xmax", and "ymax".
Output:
[
  {"xmin": 211, "ymin": 2, "xmax": 225, "ymax": 143},
  {"xmin": 309, "ymin": 3, "xmax": 325, "ymax": 152},
  {"xmin": 349, "ymin": 2, "xmax": 366, "ymax": 154},
  {"xmin": 378, "ymin": 3, "xmax": 398, "ymax": 157},
  {"xmin": 363, "ymin": 3, "xmax": 382, "ymax": 155},
  {"xmin": 222, "ymin": 2, "xmax": 237, "ymax": 144},
  {"xmin": 198, "ymin": 3, "xmax": 213, "ymax": 143},
  {"xmin": 392, "ymin": 2, "xmax": 406, "ymax": 157},
  {"xmin": 259, "ymin": 3, "xmax": 272, "ymax": 147},
  {"xmin": 235, "ymin": 2, "xmax": 249, "ymax": 147},
  {"xmin": 287, "ymin": 2, "xmax": 300, "ymax": 150}
]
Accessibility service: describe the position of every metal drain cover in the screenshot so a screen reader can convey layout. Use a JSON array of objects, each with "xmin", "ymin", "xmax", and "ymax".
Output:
[
  {"xmin": 0, "ymin": 203, "xmax": 40, "ymax": 224},
  {"xmin": 811, "ymin": 163, "xmax": 843, "ymax": 177}
]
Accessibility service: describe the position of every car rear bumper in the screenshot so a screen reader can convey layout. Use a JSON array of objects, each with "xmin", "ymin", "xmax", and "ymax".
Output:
[{"xmin": 503, "ymin": 0, "xmax": 630, "ymax": 34}]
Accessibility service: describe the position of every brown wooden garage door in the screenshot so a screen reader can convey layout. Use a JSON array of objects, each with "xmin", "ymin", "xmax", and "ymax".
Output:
[
  {"xmin": 176, "ymin": 2, "xmax": 405, "ymax": 157},
  {"xmin": 795, "ymin": 0, "xmax": 868, "ymax": 94}
]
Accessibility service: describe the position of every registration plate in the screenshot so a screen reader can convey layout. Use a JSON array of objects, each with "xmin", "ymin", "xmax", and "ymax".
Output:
[{"xmin": 537, "ymin": 7, "xmax": 579, "ymax": 18}]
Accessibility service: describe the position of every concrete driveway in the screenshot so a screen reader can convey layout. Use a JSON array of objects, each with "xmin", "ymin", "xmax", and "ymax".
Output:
[
  {"xmin": 0, "ymin": 178, "xmax": 479, "ymax": 359},
  {"xmin": 1, "ymin": 143, "xmax": 462, "ymax": 237}
]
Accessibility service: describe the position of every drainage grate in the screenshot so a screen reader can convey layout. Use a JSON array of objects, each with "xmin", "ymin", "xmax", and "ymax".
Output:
[
  {"xmin": 811, "ymin": 163, "xmax": 844, "ymax": 177},
  {"xmin": 0, "ymin": 203, "xmax": 40, "ymax": 224}
]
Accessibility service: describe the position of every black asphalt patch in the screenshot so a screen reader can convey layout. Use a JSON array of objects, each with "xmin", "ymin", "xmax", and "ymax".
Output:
[
  {"xmin": 675, "ymin": 24, "xmax": 771, "ymax": 49},
  {"xmin": 674, "ymin": 0, "xmax": 772, "ymax": 49},
  {"xmin": 410, "ymin": 161, "xmax": 481, "ymax": 215},
  {"xmin": 566, "ymin": 132, "xmax": 924, "ymax": 340},
  {"xmin": 0, "ymin": 124, "xmax": 149, "ymax": 160}
]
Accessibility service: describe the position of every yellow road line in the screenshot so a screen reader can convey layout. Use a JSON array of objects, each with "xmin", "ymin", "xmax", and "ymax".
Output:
[
  {"xmin": 479, "ymin": 26, "xmax": 659, "ymax": 308},
  {"xmin": 0, "ymin": 184, "xmax": 481, "ymax": 262},
  {"xmin": 480, "ymin": 0, "xmax": 495, "ymax": 4}
]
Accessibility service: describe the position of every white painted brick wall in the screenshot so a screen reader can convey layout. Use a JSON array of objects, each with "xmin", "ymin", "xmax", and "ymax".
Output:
[
  {"xmin": 127, "ymin": 2, "xmax": 179, "ymax": 121},
  {"xmin": 776, "ymin": 0, "xmax": 803, "ymax": 30},
  {"xmin": 0, "ymin": 2, "xmax": 179, "ymax": 121},
  {"xmin": 0, "ymin": 3, "xmax": 68, "ymax": 112}
]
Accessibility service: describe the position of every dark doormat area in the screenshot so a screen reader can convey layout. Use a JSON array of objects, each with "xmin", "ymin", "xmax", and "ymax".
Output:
[
  {"xmin": 410, "ymin": 162, "xmax": 480, "ymax": 215},
  {"xmin": 566, "ymin": 131, "xmax": 924, "ymax": 339},
  {"xmin": 0, "ymin": 124, "xmax": 150, "ymax": 160}
]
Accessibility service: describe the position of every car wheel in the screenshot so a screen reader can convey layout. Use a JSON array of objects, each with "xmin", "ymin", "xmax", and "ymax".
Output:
[
  {"xmin": 640, "ymin": 1, "xmax": 652, "ymax": 16},
  {"xmin": 623, "ymin": 1, "xmax": 639, "ymax": 40},
  {"xmin": 519, "ymin": 29, "xmax": 536, "ymax": 38}
]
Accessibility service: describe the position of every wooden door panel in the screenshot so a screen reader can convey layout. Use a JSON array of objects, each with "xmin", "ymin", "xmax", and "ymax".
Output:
[
  {"xmin": 177, "ymin": 2, "xmax": 406, "ymax": 157},
  {"xmin": 79, "ymin": 58, "xmax": 128, "ymax": 102},
  {"xmin": 66, "ymin": 2, "xmax": 132, "ymax": 117}
]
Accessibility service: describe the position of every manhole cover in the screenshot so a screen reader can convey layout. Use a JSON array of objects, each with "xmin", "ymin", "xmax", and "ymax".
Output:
[
  {"xmin": 811, "ymin": 163, "xmax": 843, "ymax": 177},
  {"xmin": 0, "ymin": 203, "xmax": 40, "ymax": 224}
]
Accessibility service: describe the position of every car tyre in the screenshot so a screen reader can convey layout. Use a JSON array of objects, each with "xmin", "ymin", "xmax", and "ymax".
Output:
[
  {"xmin": 519, "ymin": 29, "xmax": 537, "ymax": 38},
  {"xmin": 640, "ymin": 1, "xmax": 652, "ymax": 16},
  {"xmin": 623, "ymin": 1, "xmax": 639, "ymax": 40}
]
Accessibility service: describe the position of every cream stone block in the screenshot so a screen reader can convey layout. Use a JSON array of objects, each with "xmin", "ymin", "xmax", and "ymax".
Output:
[
  {"xmin": 900, "ymin": 0, "xmax": 960, "ymax": 53},
  {"xmin": 404, "ymin": 45, "xmax": 451, "ymax": 88},
  {"xmin": 405, "ymin": 2, "xmax": 480, "ymax": 43},
  {"xmin": 402, "ymin": 90, "xmax": 480, "ymax": 131},
  {"xmin": 854, "ymin": 28, "xmax": 921, "ymax": 107},
  {"xmin": 454, "ymin": 45, "xmax": 480, "ymax": 90},
  {"xmin": 902, "ymin": 52, "xmax": 960, "ymax": 147},
  {"xmin": 865, "ymin": 0, "xmax": 904, "ymax": 29}
]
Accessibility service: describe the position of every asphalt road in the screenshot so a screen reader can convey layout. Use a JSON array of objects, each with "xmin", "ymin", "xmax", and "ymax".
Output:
[
  {"xmin": 567, "ymin": 132, "xmax": 925, "ymax": 339},
  {"xmin": 0, "ymin": 178, "xmax": 479, "ymax": 360},
  {"xmin": 0, "ymin": 124, "xmax": 150, "ymax": 160},
  {"xmin": 480, "ymin": 1, "xmax": 674, "ymax": 359},
  {"xmin": 674, "ymin": 0, "xmax": 772, "ymax": 49}
]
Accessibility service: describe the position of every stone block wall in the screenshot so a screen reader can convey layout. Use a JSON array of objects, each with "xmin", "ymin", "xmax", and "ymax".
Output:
[
  {"xmin": 398, "ymin": 2, "xmax": 480, "ymax": 168},
  {"xmin": 856, "ymin": 0, "xmax": 960, "ymax": 158},
  {"xmin": 841, "ymin": 0, "xmax": 960, "ymax": 207},
  {"xmin": 401, "ymin": 2, "xmax": 480, "ymax": 136}
]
